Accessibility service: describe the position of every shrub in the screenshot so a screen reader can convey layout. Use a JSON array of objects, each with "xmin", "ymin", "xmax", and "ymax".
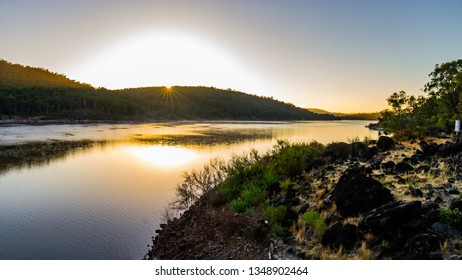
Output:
[
  {"xmin": 440, "ymin": 208, "xmax": 462, "ymax": 227},
  {"xmin": 263, "ymin": 205, "xmax": 287, "ymax": 224},
  {"xmin": 302, "ymin": 211, "xmax": 327, "ymax": 235},
  {"xmin": 229, "ymin": 199, "xmax": 250, "ymax": 213},
  {"xmin": 271, "ymin": 223, "xmax": 285, "ymax": 237},
  {"xmin": 241, "ymin": 182, "xmax": 265, "ymax": 206},
  {"xmin": 272, "ymin": 140, "xmax": 324, "ymax": 177}
]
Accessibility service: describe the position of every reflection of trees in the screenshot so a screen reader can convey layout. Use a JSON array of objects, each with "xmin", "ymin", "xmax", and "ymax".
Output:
[{"xmin": 0, "ymin": 140, "xmax": 105, "ymax": 175}]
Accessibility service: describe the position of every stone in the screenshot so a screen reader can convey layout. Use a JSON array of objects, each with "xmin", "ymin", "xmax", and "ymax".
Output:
[
  {"xmin": 415, "ymin": 165, "xmax": 431, "ymax": 174},
  {"xmin": 410, "ymin": 188, "xmax": 423, "ymax": 198},
  {"xmin": 420, "ymin": 142, "xmax": 439, "ymax": 157},
  {"xmin": 324, "ymin": 142, "xmax": 352, "ymax": 161},
  {"xmin": 448, "ymin": 188, "xmax": 460, "ymax": 195},
  {"xmin": 351, "ymin": 142, "xmax": 375, "ymax": 160},
  {"xmin": 382, "ymin": 161, "xmax": 395, "ymax": 174},
  {"xmin": 334, "ymin": 169, "xmax": 394, "ymax": 217},
  {"xmin": 377, "ymin": 136, "xmax": 394, "ymax": 151},
  {"xmin": 360, "ymin": 201, "xmax": 422, "ymax": 234},
  {"xmin": 394, "ymin": 161, "xmax": 414, "ymax": 175},
  {"xmin": 449, "ymin": 200, "xmax": 462, "ymax": 212},
  {"xmin": 438, "ymin": 142, "xmax": 458, "ymax": 157},
  {"xmin": 321, "ymin": 223, "xmax": 359, "ymax": 251},
  {"xmin": 431, "ymin": 222, "xmax": 462, "ymax": 238}
]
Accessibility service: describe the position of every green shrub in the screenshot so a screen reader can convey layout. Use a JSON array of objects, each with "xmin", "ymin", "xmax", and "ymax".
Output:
[
  {"xmin": 272, "ymin": 140, "xmax": 324, "ymax": 177},
  {"xmin": 263, "ymin": 205, "xmax": 287, "ymax": 224},
  {"xmin": 271, "ymin": 223, "xmax": 285, "ymax": 237},
  {"xmin": 279, "ymin": 178, "xmax": 292, "ymax": 192},
  {"xmin": 440, "ymin": 208, "xmax": 462, "ymax": 227},
  {"xmin": 241, "ymin": 182, "xmax": 265, "ymax": 206},
  {"xmin": 229, "ymin": 199, "xmax": 250, "ymax": 213},
  {"xmin": 302, "ymin": 211, "xmax": 327, "ymax": 235}
]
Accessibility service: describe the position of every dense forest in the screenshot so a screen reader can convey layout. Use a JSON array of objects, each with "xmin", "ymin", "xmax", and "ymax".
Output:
[
  {"xmin": 379, "ymin": 59, "xmax": 462, "ymax": 138},
  {"xmin": 0, "ymin": 59, "xmax": 337, "ymax": 121},
  {"xmin": 307, "ymin": 108, "xmax": 380, "ymax": 120}
]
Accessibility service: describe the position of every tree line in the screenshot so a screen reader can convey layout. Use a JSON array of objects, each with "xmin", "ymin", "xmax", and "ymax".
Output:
[
  {"xmin": 379, "ymin": 59, "xmax": 462, "ymax": 138},
  {"xmin": 0, "ymin": 59, "xmax": 337, "ymax": 121}
]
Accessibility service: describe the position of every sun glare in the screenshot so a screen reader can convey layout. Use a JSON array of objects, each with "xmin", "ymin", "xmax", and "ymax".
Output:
[
  {"xmin": 121, "ymin": 145, "xmax": 198, "ymax": 169},
  {"xmin": 66, "ymin": 31, "xmax": 270, "ymax": 94}
]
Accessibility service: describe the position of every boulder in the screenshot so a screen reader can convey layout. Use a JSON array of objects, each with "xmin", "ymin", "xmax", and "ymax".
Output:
[
  {"xmin": 360, "ymin": 201, "xmax": 422, "ymax": 234},
  {"xmin": 321, "ymin": 223, "xmax": 359, "ymax": 251},
  {"xmin": 324, "ymin": 142, "xmax": 352, "ymax": 161},
  {"xmin": 377, "ymin": 136, "xmax": 394, "ymax": 151},
  {"xmin": 382, "ymin": 161, "xmax": 395, "ymax": 174},
  {"xmin": 394, "ymin": 161, "xmax": 414, "ymax": 175},
  {"xmin": 438, "ymin": 142, "xmax": 457, "ymax": 157},
  {"xmin": 420, "ymin": 142, "xmax": 439, "ymax": 157},
  {"xmin": 351, "ymin": 142, "xmax": 375, "ymax": 160},
  {"xmin": 334, "ymin": 169, "xmax": 394, "ymax": 217}
]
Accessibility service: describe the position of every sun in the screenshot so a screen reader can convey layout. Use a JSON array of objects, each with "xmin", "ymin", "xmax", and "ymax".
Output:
[{"xmin": 66, "ymin": 31, "xmax": 270, "ymax": 94}]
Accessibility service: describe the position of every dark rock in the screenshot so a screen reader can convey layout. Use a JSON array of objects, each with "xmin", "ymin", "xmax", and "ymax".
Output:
[
  {"xmin": 360, "ymin": 201, "xmax": 422, "ymax": 234},
  {"xmin": 448, "ymin": 177, "xmax": 456, "ymax": 184},
  {"xmin": 415, "ymin": 165, "xmax": 431, "ymax": 174},
  {"xmin": 377, "ymin": 136, "xmax": 394, "ymax": 151},
  {"xmin": 334, "ymin": 169, "xmax": 394, "ymax": 217},
  {"xmin": 404, "ymin": 230, "xmax": 444, "ymax": 260},
  {"xmin": 325, "ymin": 213, "xmax": 339, "ymax": 225},
  {"xmin": 394, "ymin": 161, "xmax": 414, "ymax": 175},
  {"xmin": 409, "ymin": 154, "xmax": 421, "ymax": 165},
  {"xmin": 423, "ymin": 184, "xmax": 433, "ymax": 190},
  {"xmin": 371, "ymin": 245, "xmax": 388, "ymax": 260},
  {"xmin": 351, "ymin": 142, "xmax": 375, "ymax": 160},
  {"xmin": 431, "ymin": 222, "xmax": 462, "ymax": 238},
  {"xmin": 290, "ymin": 197, "xmax": 301, "ymax": 206},
  {"xmin": 410, "ymin": 188, "xmax": 423, "ymax": 198},
  {"xmin": 395, "ymin": 176, "xmax": 406, "ymax": 184},
  {"xmin": 370, "ymin": 159, "xmax": 382, "ymax": 170},
  {"xmin": 450, "ymin": 200, "xmax": 462, "ymax": 212},
  {"xmin": 448, "ymin": 188, "xmax": 460, "ymax": 195},
  {"xmin": 321, "ymin": 223, "xmax": 359, "ymax": 251},
  {"xmin": 438, "ymin": 142, "xmax": 457, "ymax": 157},
  {"xmin": 382, "ymin": 161, "xmax": 395, "ymax": 174},
  {"xmin": 324, "ymin": 142, "xmax": 352, "ymax": 161},
  {"xmin": 421, "ymin": 142, "xmax": 439, "ymax": 157},
  {"xmin": 283, "ymin": 209, "xmax": 298, "ymax": 227}
]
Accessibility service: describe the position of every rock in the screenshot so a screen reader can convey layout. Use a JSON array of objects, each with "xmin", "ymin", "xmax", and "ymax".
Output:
[
  {"xmin": 351, "ymin": 142, "xmax": 375, "ymax": 160},
  {"xmin": 448, "ymin": 188, "xmax": 460, "ymax": 195},
  {"xmin": 382, "ymin": 161, "xmax": 395, "ymax": 174},
  {"xmin": 448, "ymin": 177, "xmax": 456, "ymax": 184},
  {"xmin": 324, "ymin": 142, "xmax": 352, "ymax": 161},
  {"xmin": 334, "ymin": 169, "xmax": 394, "ymax": 217},
  {"xmin": 394, "ymin": 161, "xmax": 414, "ymax": 175},
  {"xmin": 377, "ymin": 136, "xmax": 394, "ymax": 151},
  {"xmin": 404, "ymin": 230, "xmax": 444, "ymax": 260},
  {"xmin": 431, "ymin": 222, "xmax": 462, "ymax": 238},
  {"xmin": 415, "ymin": 165, "xmax": 431, "ymax": 174},
  {"xmin": 370, "ymin": 245, "xmax": 388, "ymax": 259},
  {"xmin": 449, "ymin": 200, "xmax": 462, "ymax": 212},
  {"xmin": 321, "ymin": 223, "xmax": 359, "ymax": 251},
  {"xmin": 360, "ymin": 201, "xmax": 422, "ymax": 234},
  {"xmin": 410, "ymin": 188, "xmax": 423, "ymax": 198},
  {"xmin": 438, "ymin": 142, "xmax": 457, "ymax": 157},
  {"xmin": 420, "ymin": 142, "xmax": 439, "ymax": 157}
]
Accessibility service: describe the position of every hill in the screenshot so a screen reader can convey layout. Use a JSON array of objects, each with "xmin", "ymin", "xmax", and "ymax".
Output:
[
  {"xmin": 0, "ymin": 59, "xmax": 337, "ymax": 121},
  {"xmin": 307, "ymin": 108, "xmax": 380, "ymax": 120}
]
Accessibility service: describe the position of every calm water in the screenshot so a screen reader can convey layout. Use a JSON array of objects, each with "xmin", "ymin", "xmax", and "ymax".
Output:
[{"xmin": 0, "ymin": 121, "xmax": 376, "ymax": 259}]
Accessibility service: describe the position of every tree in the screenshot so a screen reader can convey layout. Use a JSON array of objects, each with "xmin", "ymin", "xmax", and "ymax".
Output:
[{"xmin": 424, "ymin": 59, "xmax": 462, "ymax": 126}]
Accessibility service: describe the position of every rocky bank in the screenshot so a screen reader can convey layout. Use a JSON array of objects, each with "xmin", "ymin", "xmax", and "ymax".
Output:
[{"xmin": 146, "ymin": 136, "xmax": 462, "ymax": 260}]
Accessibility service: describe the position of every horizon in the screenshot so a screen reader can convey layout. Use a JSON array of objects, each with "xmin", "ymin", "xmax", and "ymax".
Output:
[{"xmin": 1, "ymin": 1, "xmax": 461, "ymax": 113}]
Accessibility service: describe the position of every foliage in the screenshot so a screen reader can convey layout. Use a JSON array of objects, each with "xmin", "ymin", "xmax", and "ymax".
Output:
[
  {"xmin": 379, "ymin": 59, "xmax": 462, "ymax": 137},
  {"xmin": 302, "ymin": 211, "xmax": 327, "ymax": 235},
  {"xmin": 0, "ymin": 59, "xmax": 339, "ymax": 121},
  {"xmin": 241, "ymin": 182, "xmax": 266, "ymax": 206},
  {"xmin": 439, "ymin": 207, "xmax": 462, "ymax": 227},
  {"xmin": 271, "ymin": 223, "xmax": 285, "ymax": 237},
  {"xmin": 229, "ymin": 199, "xmax": 250, "ymax": 213},
  {"xmin": 272, "ymin": 140, "xmax": 324, "ymax": 177},
  {"xmin": 263, "ymin": 205, "xmax": 287, "ymax": 224}
]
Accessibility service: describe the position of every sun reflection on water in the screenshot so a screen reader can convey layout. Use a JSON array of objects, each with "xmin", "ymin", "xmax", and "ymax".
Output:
[{"xmin": 121, "ymin": 145, "xmax": 198, "ymax": 168}]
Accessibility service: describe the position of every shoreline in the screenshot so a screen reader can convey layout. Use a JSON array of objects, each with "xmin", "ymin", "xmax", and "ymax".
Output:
[{"xmin": 147, "ymin": 135, "xmax": 462, "ymax": 260}]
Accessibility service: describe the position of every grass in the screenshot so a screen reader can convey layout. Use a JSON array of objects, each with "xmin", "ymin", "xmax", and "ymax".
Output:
[{"xmin": 301, "ymin": 211, "xmax": 327, "ymax": 235}]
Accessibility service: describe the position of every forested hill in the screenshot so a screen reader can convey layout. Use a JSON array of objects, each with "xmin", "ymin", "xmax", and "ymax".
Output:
[
  {"xmin": 0, "ymin": 59, "xmax": 338, "ymax": 121},
  {"xmin": 0, "ymin": 59, "xmax": 91, "ymax": 88}
]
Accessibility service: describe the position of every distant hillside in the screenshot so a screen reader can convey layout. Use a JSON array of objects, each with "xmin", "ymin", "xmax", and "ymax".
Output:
[
  {"xmin": 307, "ymin": 108, "xmax": 380, "ymax": 120},
  {"xmin": 0, "ymin": 59, "xmax": 91, "ymax": 88},
  {"xmin": 0, "ymin": 59, "xmax": 337, "ymax": 121}
]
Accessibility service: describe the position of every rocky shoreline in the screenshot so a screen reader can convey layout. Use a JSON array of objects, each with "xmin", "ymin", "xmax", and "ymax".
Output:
[{"xmin": 146, "ymin": 136, "xmax": 462, "ymax": 260}]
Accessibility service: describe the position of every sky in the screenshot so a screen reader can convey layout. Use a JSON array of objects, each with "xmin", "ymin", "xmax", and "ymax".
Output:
[{"xmin": 0, "ymin": 0, "xmax": 461, "ymax": 113}]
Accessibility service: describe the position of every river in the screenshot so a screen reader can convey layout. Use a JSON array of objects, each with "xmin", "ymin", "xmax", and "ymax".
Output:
[{"xmin": 0, "ymin": 120, "xmax": 376, "ymax": 259}]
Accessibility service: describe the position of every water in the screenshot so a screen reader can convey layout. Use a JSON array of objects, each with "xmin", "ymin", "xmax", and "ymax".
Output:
[{"xmin": 0, "ymin": 121, "xmax": 376, "ymax": 259}]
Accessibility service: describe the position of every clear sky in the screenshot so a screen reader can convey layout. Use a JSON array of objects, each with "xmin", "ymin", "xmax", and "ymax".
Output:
[{"xmin": 1, "ymin": 0, "xmax": 461, "ymax": 112}]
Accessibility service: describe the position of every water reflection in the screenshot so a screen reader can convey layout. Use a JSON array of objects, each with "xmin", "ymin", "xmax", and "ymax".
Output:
[{"xmin": 121, "ymin": 145, "xmax": 198, "ymax": 168}]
